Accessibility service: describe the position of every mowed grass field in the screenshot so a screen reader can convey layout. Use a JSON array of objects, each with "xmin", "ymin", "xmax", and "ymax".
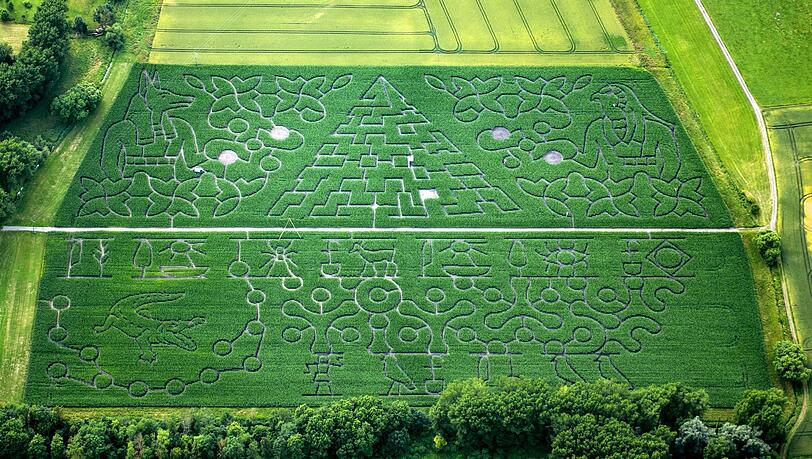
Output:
[
  {"xmin": 0, "ymin": 234, "xmax": 46, "ymax": 404},
  {"xmin": 637, "ymin": 0, "xmax": 769, "ymax": 224},
  {"xmin": 149, "ymin": 0, "xmax": 635, "ymax": 65},
  {"xmin": 56, "ymin": 66, "xmax": 731, "ymax": 229},
  {"xmin": 702, "ymin": 0, "xmax": 812, "ymax": 107},
  {"xmin": 25, "ymin": 231, "xmax": 768, "ymax": 407}
]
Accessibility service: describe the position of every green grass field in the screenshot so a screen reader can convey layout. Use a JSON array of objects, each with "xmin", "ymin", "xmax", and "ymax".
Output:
[
  {"xmin": 25, "ymin": 230, "xmax": 768, "ymax": 407},
  {"xmin": 637, "ymin": 0, "xmax": 769, "ymax": 224},
  {"xmin": 0, "ymin": 23, "xmax": 29, "ymax": 52},
  {"xmin": 55, "ymin": 66, "xmax": 731, "ymax": 229},
  {"xmin": 149, "ymin": 0, "xmax": 635, "ymax": 65},
  {"xmin": 702, "ymin": 0, "xmax": 812, "ymax": 107},
  {"xmin": 0, "ymin": 233, "xmax": 46, "ymax": 404}
]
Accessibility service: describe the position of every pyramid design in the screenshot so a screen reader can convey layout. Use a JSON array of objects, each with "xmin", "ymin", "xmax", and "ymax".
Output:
[{"xmin": 269, "ymin": 76, "xmax": 518, "ymax": 225}]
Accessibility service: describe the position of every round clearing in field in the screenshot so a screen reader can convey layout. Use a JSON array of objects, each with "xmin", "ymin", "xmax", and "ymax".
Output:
[
  {"xmin": 491, "ymin": 127, "xmax": 510, "ymax": 140},
  {"xmin": 271, "ymin": 125, "xmax": 290, "ymax": 141},
  {"xmin": 544, "ymin": 151, "xmax": 564, "ymax": 165},
  {"xmin": 218, "ymin": 150, "xmax": 239, "ymax": 166}
]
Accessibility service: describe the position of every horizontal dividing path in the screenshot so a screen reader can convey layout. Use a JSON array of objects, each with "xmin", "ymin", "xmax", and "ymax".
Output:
[{"xmin": 2, "ymin": 226, "xmax": 747, "ymax": 234}]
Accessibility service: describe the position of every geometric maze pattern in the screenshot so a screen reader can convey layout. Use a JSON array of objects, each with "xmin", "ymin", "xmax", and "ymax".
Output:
[
  {"xmin": 26, "ymin": 232, "xmax": 768, "ymax": 406},
  {"xmin": 60, "ymin": 67, "xmax": 730, "ymax": 228}
]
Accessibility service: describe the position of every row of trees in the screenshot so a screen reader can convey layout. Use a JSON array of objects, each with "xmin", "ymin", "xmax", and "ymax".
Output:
[
  {"xmin": 431, "ymin": 379, "xmax": 788, "ymax": 458},
  {"xmin": 0, "ymin": 380, "xmax": 789, "ymax": 459},
  {"xmin": 0, "ymin": 0, "xmax": 69, "ymax": 122}
]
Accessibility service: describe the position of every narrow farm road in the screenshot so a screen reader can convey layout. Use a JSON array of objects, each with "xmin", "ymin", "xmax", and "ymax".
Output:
[
  {"xmin": 693, "ymin": 1, "xmax": 806, "ymax": 457},
  {"xmin": 693, "ymin": 0, "xmax": 777, "ymax": 231}
]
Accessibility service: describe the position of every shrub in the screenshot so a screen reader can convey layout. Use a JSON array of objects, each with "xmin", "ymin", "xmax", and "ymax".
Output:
[
  {"xmin": 733, "ymin": 388, "xmax": 788, "ymax": 446},
  {"xmin": 756, "ymin": 230, "xmax": 781, "ymax": 267},
  {"xmin": 104, "ymin": 23, "xmax": 124, "ymax": 51},
  {"xmin": 0, "ymin": 9, "xmax": 11, "ymax": 21},
  {"xmin": 73, "ymin": 15, "xmax": 87, "ymax": 35},
  {"xmin": 0, "ymin": 41, "xmax": 12, "ymax": 64},
  {"xmin": 92, "ymin": 3, "xmax": 115, "ymax": 28},
  {"xmin": 50, "ymin": 82, "xmax": 102, "ymax": 122},
  {"xmin": 773, "ymin": 340, "xmax": 811, "ymax": 382},
  {"xmin": 24, "ymin": 2, "xmax": 33, "ymax": 8}
]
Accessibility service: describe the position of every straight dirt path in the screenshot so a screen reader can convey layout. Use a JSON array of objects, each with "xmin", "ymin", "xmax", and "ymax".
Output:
[
  {"xmin": 1, "ymin": 225, "xmax": 748, "ymax": 234},
  {"xmin": 693, "ymin": 0, "xmax": 777, "ymax": 231}
]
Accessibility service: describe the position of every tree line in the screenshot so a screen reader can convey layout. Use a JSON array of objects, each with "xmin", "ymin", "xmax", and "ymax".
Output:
[
  {"xmin": 0, "ymin": 379, "xmax": 790, "ymax": 459},
  {"xmin": 0, "ymin": 0, "xmax": 70, "ymax": 123}
]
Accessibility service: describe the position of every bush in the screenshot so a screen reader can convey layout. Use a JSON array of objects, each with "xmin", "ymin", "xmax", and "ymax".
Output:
[
  {"xmin": 0, "ymin": 9, "xmax": 11, "ymax": 21},
  {"xmin": 0, "ymin": 136, "xmax": 45, "ymax": 192},
  {"xmin": 0, "ymin": 41, "xmax": 12, "ymax": 65},
  {"xmin": 756, "ymin": 230, "xmax": 781, "ymax": 267},
  {"xmin": 73, "ymin": 15, "xmax": 87, "ymax": 35},
  {"xmin": 733, "ymin": 388, "xmax": 788, "ymax": 446},
  {"xmin": 104, "ymin": 23, "xmax": 124, "ymax": 51},
  {"xmin": 773, "ymin": 340, "xmax": 811, "ymax": 382},
  {"xmin": 92, "ymin": 3, "xmax": 115, "ymax": 28},
  {"xmin": 50, "ymin": 82, "xmax": 102, "ymax": 122}
]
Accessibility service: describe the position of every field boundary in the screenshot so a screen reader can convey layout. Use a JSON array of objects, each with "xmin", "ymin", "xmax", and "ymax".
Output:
[
  {"xmin": 693, "ymin": 0, "xmax": 776, "ymax": 231},
  {"xmin": 2, "ymin": 225, "xmax": 746, "ymax": 234}
]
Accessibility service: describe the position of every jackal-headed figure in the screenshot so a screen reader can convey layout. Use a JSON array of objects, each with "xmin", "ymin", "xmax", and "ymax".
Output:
[
  {"xmin": 100, "ymin": 70, "xmax": 205, "ymax": 181},
  {"xmin": 579, "ymin": 83, "xmax": 680, "ymax": 182}
]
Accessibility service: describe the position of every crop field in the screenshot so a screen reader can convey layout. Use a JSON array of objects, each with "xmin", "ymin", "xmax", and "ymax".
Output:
[
  {"xmin": 21, "ymin": 65, "xmax": 771, "ymax": 408},
  {"xmin": 149, "ymin": 0, "xmax": 634, "ymax": 65},
  {"xmin": 25, "ymin": 231, "xmax": 768, "ymax": 407},
  {"xmin": 766, "ymin": 105, "xmax": 812, "ymax": 453},
  {"xmin": 55, "ymin": 66, "xmax": 731, "ymax": 229}
]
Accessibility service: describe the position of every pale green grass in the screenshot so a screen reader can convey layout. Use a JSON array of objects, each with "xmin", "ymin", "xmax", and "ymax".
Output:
[
  {"xmin": 150, "ymin": 0, "xmax": 633, "ymax": 65},
  {"xmin": 0, "ymin": 23, "xmax": 28, "ymax": 52},
  {"xmin": 9, "ymin": 62, "xmax": 132, "ymax": 226},
  {"xmin": 702, "ymin": 0, "xmax": 812, "ymax": 107},
  {"xmin": 0, "ymin": 233, "xmax": 46, "ymax": 404},
  {"xmin": 638, "ymin": 0, "xmax": 769, "ymax": 225}
]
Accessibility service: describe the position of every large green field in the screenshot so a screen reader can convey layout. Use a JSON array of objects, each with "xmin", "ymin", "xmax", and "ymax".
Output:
[
  {"xmin": 149, "ymin": 0, "xmax": 635, "ymax": 65},
  {"xmin": 702, "ymin": 0, "xmax": 812, "ymax": 107},
  {"xmin": 25, "ymin": 230, "xmax": 768, "ymax": 407},
  {"xmin": 55, "ymin": 66, "xmax": 731, "ymax": 229},
  {"xmin": 20, "ymin": 64, "xmax": 771, "ymax": 409},
  {"xmin": 637, "ymin": 0, "xmax": 769, "ymax": 223}
]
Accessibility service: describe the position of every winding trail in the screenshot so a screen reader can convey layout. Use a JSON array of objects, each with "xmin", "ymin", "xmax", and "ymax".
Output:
[{"xmin": 693, "ymin": 1, "xmax": 805, "ymax": 457}]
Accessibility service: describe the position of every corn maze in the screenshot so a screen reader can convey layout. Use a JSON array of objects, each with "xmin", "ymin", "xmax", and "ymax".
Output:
[
  {"xmin": 56, "ymin": 67, "xmax": 730, "ymax": 229},
  {"xmin": 25, "ymin": 66, "xmax": 768, "ymax": 407}
]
